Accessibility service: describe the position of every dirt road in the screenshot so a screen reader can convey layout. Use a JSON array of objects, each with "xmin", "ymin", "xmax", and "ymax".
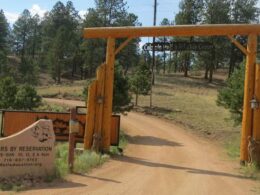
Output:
[{"xmin": 19, "ymin": 99, "xmax": 257, "ymax": 195}]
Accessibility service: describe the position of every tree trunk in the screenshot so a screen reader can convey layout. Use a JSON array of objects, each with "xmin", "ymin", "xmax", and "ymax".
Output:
[
  {"xmin": 168, "ymin": 51, "xmax": 172, "ymax": 73},
  {"xmin": 163, "ymin": 50, "xmax": 166, "ymax": 74},
  {"xmin": 209, "ymin": 50, "xmax": 215, "ymax": 83},
  {"xmin": 174, "ymin": 52, "xmax": 178, "ymax": 73},
  {"xmin": 57, "ymin": 62, "xmax": 61, "ymax": 84},
  {"xmin": 184, "ymin": 55, "xmax": 188, "ymax": 77},
  {"xmin": 135, "ymin": 93, "xmax": 138, "ymax": 106},
  {"xmin": 204, "ymin": 64, "xmax": 209, "ymax": 79},
  {"xmin": 229, "ymin": 45, "xmax": 235, "ymax": 77}
]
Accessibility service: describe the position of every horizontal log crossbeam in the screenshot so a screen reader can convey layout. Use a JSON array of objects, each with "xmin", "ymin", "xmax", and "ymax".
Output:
[{"xmin": 84, "ymin": 24, "xmax": 260, "ymax": 39}]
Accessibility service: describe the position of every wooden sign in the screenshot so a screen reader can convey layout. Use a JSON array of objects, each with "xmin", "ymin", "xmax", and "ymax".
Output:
[
  {"xmin": 142, "ymin": 41, "xmax": 215, "ymax": 52},
  {"xmin": 0, "ymin": 109, "xmax": 120, "ymax": 146}
]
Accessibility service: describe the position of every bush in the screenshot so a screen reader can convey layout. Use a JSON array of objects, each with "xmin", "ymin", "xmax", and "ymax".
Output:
[
  {"xmin": 0, "ymin": 77, "xmax": 17, "ymax": 108},
  {"xmin": 113, "ymin": 64, "xmax": 132, "ymax": 113},
  {"xmin": 15, "ymin": 84, "xmax": 41, "ymax": 110},
  {"xmin": 217, "ymin": 62, "xmax": 245, "ymax": 124},
  {"xmin": 0, "ymin": 77, "xmax": 41, "ymax": 110}
]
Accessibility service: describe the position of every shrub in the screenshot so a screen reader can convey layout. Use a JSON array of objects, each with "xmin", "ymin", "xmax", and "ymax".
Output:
[
  {"xmin": 217, "ymin": 62, "xmax": 245, "ymax": 124},
  {"xmin": 0, "ymin": 77, "xmax": 41, "ymax": 110},
  {"xmin": 0, "ymin": 77, "xmax": 17, "ymax": 109},
  {"xmin": 15, "ymin": 84, "xmax": 42, "ymax": 110}
]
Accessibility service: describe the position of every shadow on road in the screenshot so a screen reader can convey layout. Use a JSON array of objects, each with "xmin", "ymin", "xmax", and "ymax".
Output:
[
  {"xmin": 126, "ymin": 135, "xmax": 183, "ymax": 147},
  {"xmin": 73, "ymin": 173, "xmax": 121, "ymax": 184},
  {"xmin": 24, "ymin": 180, "xmax": 87, "ymax": 191},
  {"xmin": 113, "ymin": 155, "xmax": 250, "ymax": 180}
]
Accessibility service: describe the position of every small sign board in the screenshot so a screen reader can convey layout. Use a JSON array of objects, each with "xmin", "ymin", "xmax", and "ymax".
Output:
[{"xmin": 142, "ymin": 41, "xmax": 215, "ymax": 52}]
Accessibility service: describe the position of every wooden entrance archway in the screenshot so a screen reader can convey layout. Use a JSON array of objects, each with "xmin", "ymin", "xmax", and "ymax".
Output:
[{"xmin": 83, "ymin": 24, "xmax": 260, "ymax": 164}]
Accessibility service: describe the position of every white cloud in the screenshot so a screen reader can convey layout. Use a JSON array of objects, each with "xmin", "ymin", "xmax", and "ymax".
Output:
[
  {"xmin": 29, "ymin": 4, "xmax": 47, "ymax": 17},
  {"xmin": 79, "ymin": 10, "xmax": 87, "ymax": 19},
  {"xmin": 5, "ymin": 4, "xmax": 46, "ymax": 24},
  {"xmin": 5, "ymin": 11, "xmax": 19, "ymax": 24}
]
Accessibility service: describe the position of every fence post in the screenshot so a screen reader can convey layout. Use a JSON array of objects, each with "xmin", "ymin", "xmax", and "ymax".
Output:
[{"xmin": 68, "ymin": 107, "xmax": 79, "ymax": 172}]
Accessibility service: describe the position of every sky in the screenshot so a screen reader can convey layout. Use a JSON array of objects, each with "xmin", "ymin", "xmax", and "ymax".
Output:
[{"xmin": 0, "ymin": 0, "xmax": 181, "ymax": 26}]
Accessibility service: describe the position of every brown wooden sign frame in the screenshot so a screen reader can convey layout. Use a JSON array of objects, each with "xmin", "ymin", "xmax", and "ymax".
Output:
[{"xmin": 0, "ymin": 108, "xmax": 120, "ymax": 146}]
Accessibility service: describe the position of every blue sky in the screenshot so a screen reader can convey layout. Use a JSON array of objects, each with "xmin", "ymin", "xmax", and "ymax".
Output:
[{"xmin": 1, "ymin": 0, "xmax": 181, "ymax": 26}]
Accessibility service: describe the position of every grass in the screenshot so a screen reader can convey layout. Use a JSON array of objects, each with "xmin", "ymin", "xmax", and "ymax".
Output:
[
  {"xmin": 74, "ymin": 151, "xmax": 109, "ymax": 173},
  {"xmin": 37, "ymin": 81, "xmax": 85, "ymax": 100},
  {"xmin": 241, "ymin": 163, "xmax": 260, "ymax": 180},
  {"xmin": 55, "ymin": 143, "xmax": 109, "ymax": 178},
  {"xmin": 36, "ymin": 101, "xmax": 70, "ymax": 112},
  {"xmin": 136, "ymin": 73, "xmax": 240, "ymax": 146},
  {"xmin": 110, "ymin": 131, "xmax": 128, "ymax": 155}
]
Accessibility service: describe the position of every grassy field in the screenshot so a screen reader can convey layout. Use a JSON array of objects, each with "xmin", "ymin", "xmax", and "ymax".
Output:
[
  {"xmin": 136, "ymin": 72, "xmax": 241, "ymax": 158},
  {"xmin": 37, "ymin": 80, "xmax": 85, "ymax": 100}
]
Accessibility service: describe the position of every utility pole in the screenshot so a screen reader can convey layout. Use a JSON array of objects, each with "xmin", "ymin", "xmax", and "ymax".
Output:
[{"xmin": 150, "ymin": 0, "xmax": 157, "ymax": 108}]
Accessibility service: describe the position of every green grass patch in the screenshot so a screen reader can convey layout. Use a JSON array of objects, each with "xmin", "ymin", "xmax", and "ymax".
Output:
[
  {"xmin": 225, "ymin": 133, "xmax": 240, "ymax": 159},
  {"xmin": 55, "ymin": 143, "xmax": 109, "ymax": 177},
  {"xmin": 54, "ymin": 143, "xmax": 70, "ymax": 179},
  {"xmin": 74, "ymin": 151, "xmax": 109, "ymax": 173},
  {"xmin": 241, "ymin": 163, "xmax": 260, "ymax": 180},
  {"xmin": 0, "ymin": 183, "xmax": 26, "ymax": 192},
  {"xmin": 110, "ymin": 130, "xmax": 128, "ymax": 155}
]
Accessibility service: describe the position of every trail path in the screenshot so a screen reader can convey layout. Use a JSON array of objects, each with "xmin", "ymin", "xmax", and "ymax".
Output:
[{"xmin": 18, "ymin": 99, "xmax": 258, "ymax": 195}]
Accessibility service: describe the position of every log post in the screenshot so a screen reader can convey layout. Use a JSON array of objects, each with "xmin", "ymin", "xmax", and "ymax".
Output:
[
  {"xmin": 240, "ymin": 34, "xmax": 257, "ymax": 164},
  {"xmin": 84, "ymin": 81, "xmax": 97, "ymax": 149},
  {"xmin": 102, "ymin": 38, "xmax": 116, "ymax": 151},
  {"xmin": 253, "ymin": 63, "xmax": 260, "ymax": 140},
  {"xmin": 92, "ymin": 64, "xmax": 106, "ymax": 151}
]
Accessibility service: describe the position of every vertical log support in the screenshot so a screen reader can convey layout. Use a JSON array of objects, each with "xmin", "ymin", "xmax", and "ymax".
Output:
[
  {"xmin": 92, "ymin": 64, "xmax": 106, "ymax": 151},
  {"xmin": 240, "ymin": 34, "xmax": 257, "ymax": 163},
  {"xmin": 253, "ymin": 63, "xmax": 260, "ymax": 140},
  {"xmin": 84, "ymin": 81, "xmax": 97, "ymax": 149},
  {"xmin": 102, "ymin": 38, "xmax": 116, "ymax": 151}
]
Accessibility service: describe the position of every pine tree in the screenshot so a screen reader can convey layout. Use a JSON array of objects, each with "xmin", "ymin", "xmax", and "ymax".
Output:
[
  {"xmin": 42, "ymin": 1, "xmax": 80, "ymax": 83},
  {"xmin": 0, "ymin": 10, "xmax": 9, "ymax": 74},
  {"xmin": 175, "ymin": 0, "xmax": 204, "ymax": 77},
  {"xmin": 130, "ymin": 56, "xmax": 152, "ymax": 106}
]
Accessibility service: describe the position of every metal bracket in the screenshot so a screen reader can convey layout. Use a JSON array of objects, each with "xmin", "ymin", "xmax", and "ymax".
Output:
[{"xmin": 97, "ymin": 96, "xmax": 104, "ymax": 104}]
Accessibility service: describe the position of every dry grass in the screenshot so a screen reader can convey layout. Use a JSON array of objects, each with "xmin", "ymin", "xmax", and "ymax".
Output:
[
  {"xmin": 37, "ymin": 81, "xmax": 85, "ymax": 100},
  {"xmin": 136, "ymin": 72, "xmax": 240, "ymax": 146}
]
